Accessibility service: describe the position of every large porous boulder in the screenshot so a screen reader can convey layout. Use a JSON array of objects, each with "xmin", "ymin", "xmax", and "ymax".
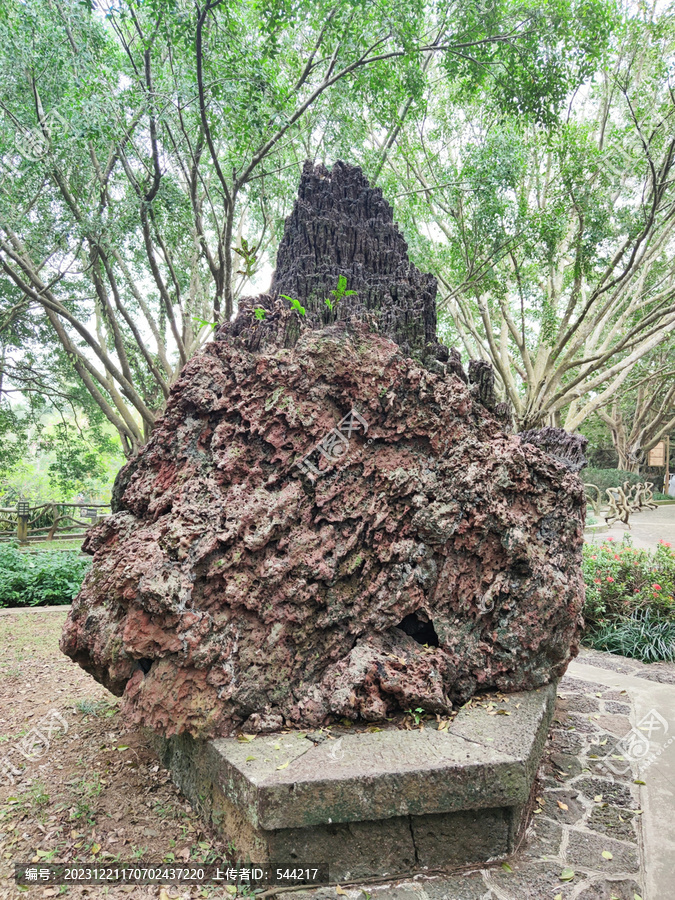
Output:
[
  {"xmin": 61, "ymin": 160, "xmax": 587, "ymax": 740},
  {"xmin": 60, "ymin": 319, "xmax": 586, "ymax": 739}
]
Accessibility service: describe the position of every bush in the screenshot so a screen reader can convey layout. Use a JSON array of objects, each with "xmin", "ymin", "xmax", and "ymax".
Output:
[
  {"xmin": 582, "ymin": 536, "xmax": 675, "ymax": 662},
  {"xmin": 0, "ymin": 542, "xmax": 91, "ymax": 607},
  {"xmin": 585, "ymin": 609, "xmax": 675, "ymax": 662},
  {"xmin": 583, "ymin": 468, "xmax": 643, "ymax": 492}
]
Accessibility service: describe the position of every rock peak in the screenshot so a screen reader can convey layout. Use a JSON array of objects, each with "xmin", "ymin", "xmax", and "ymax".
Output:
[{"xmin": 221, "ymin": 160, "xmax": 445, "ymax": 364}]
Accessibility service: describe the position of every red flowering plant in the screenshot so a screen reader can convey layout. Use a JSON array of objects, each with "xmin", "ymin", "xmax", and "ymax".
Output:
[{"xmin": 582, "ymin": 536, "xmax": 675, "ymax": 627}]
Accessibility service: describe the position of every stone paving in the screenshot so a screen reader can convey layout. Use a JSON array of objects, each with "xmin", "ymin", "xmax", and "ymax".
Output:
[
  {"xmin": 275, "ymin": 655, "xmax": 673, "ymax": 900},
  {"xmin": 586, "ymin": 503, "xmax": 675, "ymax": 552}
]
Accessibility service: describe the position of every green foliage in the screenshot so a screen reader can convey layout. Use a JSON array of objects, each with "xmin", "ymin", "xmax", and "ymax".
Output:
[
  {"xmin": 584, "ymin": 610, "xmax": 675, "ymax": 663},
  {"xmin": 0, "ymin": 404, "xmax": 124, "ymax": 504},
  {"xmin": 0, "ymin": 404, "xmax": 29, "ymax": 477},
  {"xmin": 0, "ymin": 542, "xmax": 91, "ymax": 608},
  {"xmin": 234, "ymin": 238, "xmax": 258, "ymax": 279},
  {"xmin": 253, "ymin": 307, "xmax": 267, "ymax": 321},
  {"xmin": 583, "ymin": 469, "xmax": 645, "ymax": 492},
  {"xmin": 38, "ymin": 422, "xmax": 120, "ymax": 498},
  {"xmin": 0, "ymin": 0, "xmax": 621, "ymax": 445},
  {"xmin": 280, "ymin": 295, "xmax": 306, "ymax": 316},
  {"xmin": 324, "ymin": 275, "xmax": 357, "ymax": 312},
  {"xmin": 582, "ymin": 537, "xmax": 675, "ymax": 661}
]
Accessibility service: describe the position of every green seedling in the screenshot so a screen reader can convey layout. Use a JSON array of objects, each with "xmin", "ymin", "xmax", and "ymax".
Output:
[
  {"xmin": 280, "ymin": 294, "xmax": 306, "ymax": 316},
  {"xmin": 324, "ymin": 275, "xmax": 356, "ymax": 311}
]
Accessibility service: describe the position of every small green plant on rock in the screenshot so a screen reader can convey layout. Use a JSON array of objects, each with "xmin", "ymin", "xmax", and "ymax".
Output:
[
  {"xmin": 324, "ymin": 274, "xmax": 356, "ymax": 312},
  {"xmin": 407, "ymin": 707, "xmax": 425, "ymax": 726},
  {"xmin": 280, "ymin": 295, "xmax": 306, "ymax": 316}
]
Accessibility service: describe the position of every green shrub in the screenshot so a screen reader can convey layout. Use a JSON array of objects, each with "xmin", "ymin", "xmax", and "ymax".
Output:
[
  {"xmin": 583, "ymin": 468, "xmax": 644, "ymax": 492},
  {"xmin": 582, "ymin": 536, "xmax": 675, "ymax": 661},
  {"xmin": 584, "ymin": 610, "xmax": 675, "ymax": 663},
  {"xmin": 0, "ymin": 542, "xmax": 91, "ymax": 607}
]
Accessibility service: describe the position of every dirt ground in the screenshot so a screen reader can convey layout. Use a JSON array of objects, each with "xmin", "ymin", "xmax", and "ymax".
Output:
[{"xmin": 0, "ymin": 608, "xmax": 233, "ymax": 900}]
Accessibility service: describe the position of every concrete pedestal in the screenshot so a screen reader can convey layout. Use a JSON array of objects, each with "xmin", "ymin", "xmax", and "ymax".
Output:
[{"xmin": 155, "ymin": 682, "xmax": 556, "ymax": 882}]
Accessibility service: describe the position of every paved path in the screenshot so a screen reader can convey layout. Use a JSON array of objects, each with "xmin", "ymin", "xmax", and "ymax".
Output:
[
  {"xmin": 586, "ymin": 503, "xmax": 675, "ymax": 551},
  {"xmin": 279, "ymin": 651, "xmax": 675, "ymax": 900},
  {"xmin": 570, "ymin": 656, "xmax": 675, "ymax": 900}
]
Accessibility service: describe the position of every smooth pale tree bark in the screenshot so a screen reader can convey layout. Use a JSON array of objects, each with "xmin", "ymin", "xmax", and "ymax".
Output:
[
  {"xmin": 595, "ymin": 368, "xmax": 675, "ymax": 472},
  {"xmin": 374, "ymin": 14, "xmax": 675, "ymax": 432}
]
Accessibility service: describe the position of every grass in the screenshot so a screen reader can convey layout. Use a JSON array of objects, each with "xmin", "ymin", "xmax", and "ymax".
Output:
[{"xmin": 585, "ymin": 608, "xmax": 675, "ymax": 662}]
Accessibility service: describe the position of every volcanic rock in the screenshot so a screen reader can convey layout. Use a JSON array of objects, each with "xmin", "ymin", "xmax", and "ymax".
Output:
[
  {"xmin": 61, "ymin": 320, "xmax": 586, "ymax": 739},
  {"xmin": 221, "ymin": 160, "xmax": 447, "ymax": 366},
  {"xmin": 60, "ymin": 162, "xmax": 586, "ymax": 740}
]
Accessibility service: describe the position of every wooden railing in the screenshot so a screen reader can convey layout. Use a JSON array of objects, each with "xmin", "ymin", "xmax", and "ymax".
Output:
[{"xmin": 0, "ymin": 502, "xmax": 111, "ymax": 544}]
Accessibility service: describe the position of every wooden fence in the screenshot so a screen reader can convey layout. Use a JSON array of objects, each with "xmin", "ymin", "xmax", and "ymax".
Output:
[{"xmin": 0, "ymin": 502, "xmax": 111, "ymax": 544}]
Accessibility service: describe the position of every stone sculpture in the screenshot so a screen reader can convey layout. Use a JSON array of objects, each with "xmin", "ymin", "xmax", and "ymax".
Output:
[{"xmin": 61, "ymin": 161, "xmax": 587, "ymax": 741}]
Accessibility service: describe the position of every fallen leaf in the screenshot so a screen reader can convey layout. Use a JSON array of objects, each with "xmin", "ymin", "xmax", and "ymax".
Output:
[
  {"xmin": 634, "ymin": 779, "xmax": 646, "ymax": 785},
  {"xmin": 245, "ymin": 755, "xmax": 256, "ymax": 762},
  {"xmin": 634, "ymin": 894, "xmax": 643, "ymax": 900},
  {"xmin": 602, "ymin": 850, "xmax": 613, "ymax": 860},
  {"xmin": 276, "ymin": 760, "xmax": 290, "ymax": 770},
  {"xmin": 557, "ymin": 801, "xmax": 569, "ymax": 811},
  {"xmin": 594, "ymin": 795, "xmax": 603, "ymax": 802},
  {"xmin": 91, "ymin": 843, "xmax": 101, "ymax": 855},
  {"xmin": 554, "ymin": 895, "xmax": 563, "ymax": 900},
  {"xmin": 236, "ymin": 733, "xmax": 256, "ymax": 743},
  {"xmin": 116, "ymin": 746, "xmax": 129, "ymax": 752},
  {"xmin": 496, "ymin": 709, "xmax": 511, "ymax": 716},
  {"xmin": 501, "ymin": 862, "xmax": 513, "ymax": 872},
  {"xmin": 559, "ymin": 867, "xmax": 575, "ymax": 881},
  {"xmin": 336, "ymin": 887, "xmax": 349, "ymax": 896}
]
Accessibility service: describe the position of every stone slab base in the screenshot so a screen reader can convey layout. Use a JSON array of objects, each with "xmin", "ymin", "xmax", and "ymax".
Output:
[{"xmin": 153, "ymin": 682, "xmax": 557, "ymax": 882}]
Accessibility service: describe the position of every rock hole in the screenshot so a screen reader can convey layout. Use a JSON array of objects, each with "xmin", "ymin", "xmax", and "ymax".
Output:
[
  {"xmin": 138, "ymin": 658, "xmax": 153, "ymax": 674},
  {"xmin": 396, "ymin": 612, "xmax": 439, "ymax": 647}
]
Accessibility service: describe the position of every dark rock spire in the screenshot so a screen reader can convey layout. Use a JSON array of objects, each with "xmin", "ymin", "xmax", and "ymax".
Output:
[{"xmin": 219, "ymin": 160, "xmax": 446, "ymax": 365}]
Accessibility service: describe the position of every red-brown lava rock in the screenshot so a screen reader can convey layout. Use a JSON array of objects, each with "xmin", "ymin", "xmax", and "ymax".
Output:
[
  {"xmin": 61, "ymin": 321, "xmax": 586, "ymax": 739},
  {"xmin": 61, "ymin": 161, "xmax": 586, "ymax": 739}
]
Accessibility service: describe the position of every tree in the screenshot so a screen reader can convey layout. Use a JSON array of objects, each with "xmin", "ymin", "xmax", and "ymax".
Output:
[
  {"xmin": 0, "ymin": 0, "xmax": 616, "ymax": 452},
  {"xmin": 374, "ymin": 3, "xmax": 675, "ymax": 431},
  {"xmin": 593, "ymin": 340, "xmax": 675, "ymax": 472}
]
